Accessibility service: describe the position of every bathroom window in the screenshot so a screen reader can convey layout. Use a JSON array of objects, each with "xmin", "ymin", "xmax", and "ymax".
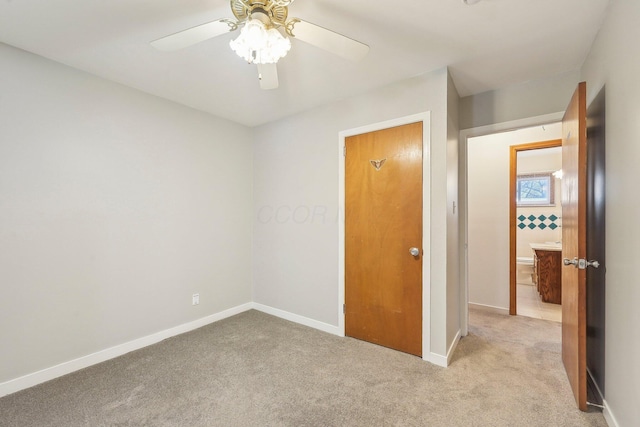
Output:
[{"xmin": 516, "ymin": 172, "xmax": 555, "ymax": 206}]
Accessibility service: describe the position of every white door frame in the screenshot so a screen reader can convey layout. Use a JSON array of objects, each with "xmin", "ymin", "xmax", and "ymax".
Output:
[
  {"xmin": 338, "ymin": 112, "xmax": 432, "ymax": 361},
  {"xmin": 458, "ymin": 112, "xmax": 564, "ymax": 336}
]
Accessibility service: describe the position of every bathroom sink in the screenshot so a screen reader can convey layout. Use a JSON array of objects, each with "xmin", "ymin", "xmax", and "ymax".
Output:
[{"xmin": 530, "ymin": 242, "xmax": 562, "ymax": 251}]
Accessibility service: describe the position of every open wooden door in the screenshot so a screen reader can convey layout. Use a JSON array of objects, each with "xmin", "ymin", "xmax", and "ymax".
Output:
[{"xmin": 561, "ymin": 82, "xmax": 589, "ymax": 411}]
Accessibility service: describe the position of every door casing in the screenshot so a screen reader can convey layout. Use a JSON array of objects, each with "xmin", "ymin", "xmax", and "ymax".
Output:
[
  {"xmin": 509, "ymin": 139, "xmax": 562, "ymax": 315},
  {"xmin": 338, "ymin": 112, "xmax": 432, "ymax": 362}
]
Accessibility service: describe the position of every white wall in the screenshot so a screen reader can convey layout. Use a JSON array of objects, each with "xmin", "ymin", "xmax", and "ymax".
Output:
[
  {"xmin": 0, "ymin": 43, "xmax": 254, "ymax": 385},
  {"xmin": 459, "ymin": 70, "xmax": 580, "ymax": 130},
  {"xmin": 580, "ymin": 1, "xmax": 640, "ymax": 425},
  {"xmin": 253, "ymin": 68, "xmax": 460, "ymax": 360},
  {"xmin": 467, "ymin": 124, "xmax": 561, "ymax": 310}
]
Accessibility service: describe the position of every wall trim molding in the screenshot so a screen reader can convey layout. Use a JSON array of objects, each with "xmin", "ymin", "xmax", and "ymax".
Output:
[
  {"xmin": 425, "ymin": 352, "xmax": 448, "ymax": 367},
  {"xmin": 468, "ymin": 302, "xmax": 510, "ymax": 315},
  {"xmin": 603, "ymin": 399, "xmax": 619, "ymax": 427},
  {"xmin": 2, "ymin": 299, "xmax": 459, "ymax": 399},
  {"xmin": 0, "ymin": 303, "xmax": 253, "ymax": 398},
  {"xmin": 251, "ymin": 303, "xmax": 342, "ymax": 337},
  {"xmin": 253, "ymin": 303, "xmax": 457, "ymax": 369},
  {"xmin": 446, "ymin": 329, "xmax": 462, "ymax": 365},
  {"xmin": 425, "ymin": 328, "xmax": 461, "ymax": 367}
]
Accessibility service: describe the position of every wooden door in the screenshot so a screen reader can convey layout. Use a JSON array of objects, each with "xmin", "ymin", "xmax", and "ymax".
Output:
[
  {"xmin": 345, "ymin": 122, "xmax": 423, "ymax": 357},
  {"xmin": 561, "ymin": 82, "xmax": 588, "ymax": 411}
]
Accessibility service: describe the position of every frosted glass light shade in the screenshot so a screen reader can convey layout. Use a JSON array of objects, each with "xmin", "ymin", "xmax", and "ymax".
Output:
[{"xmin": 230, "ymin": 19, "xmax": 291, "ymax": 64}]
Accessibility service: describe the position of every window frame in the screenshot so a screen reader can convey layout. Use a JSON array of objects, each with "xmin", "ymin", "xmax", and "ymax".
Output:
[{"xmin": 516, "ymin": 172, "xmax": 555, "ymax": 207}]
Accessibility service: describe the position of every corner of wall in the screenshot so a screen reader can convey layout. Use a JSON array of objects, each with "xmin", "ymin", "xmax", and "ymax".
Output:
[{"xmin": 446, "ymin": 68, "xmax": 462, "ymax": 351}]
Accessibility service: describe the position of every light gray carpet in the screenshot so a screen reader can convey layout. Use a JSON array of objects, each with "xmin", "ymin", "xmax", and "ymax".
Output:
[{"xmin": 0, "ymin": 308, "xmax": 607, "ymax": 426}]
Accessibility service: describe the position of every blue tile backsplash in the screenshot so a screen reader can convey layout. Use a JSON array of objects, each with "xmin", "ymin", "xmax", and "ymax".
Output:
[{"xmin": 517, "ymin": 214, "xmax": 561, "ymax": 230}]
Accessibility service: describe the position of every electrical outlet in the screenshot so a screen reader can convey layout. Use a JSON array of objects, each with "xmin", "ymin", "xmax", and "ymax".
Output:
[{"xmin": 192, "ymin": 293, "xmax": 200, "ymax": 305}]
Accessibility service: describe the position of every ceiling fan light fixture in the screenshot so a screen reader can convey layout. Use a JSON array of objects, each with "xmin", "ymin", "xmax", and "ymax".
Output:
[{"xmin": 230, "ymin": 18, "xmax": 291, "ymax": 64}]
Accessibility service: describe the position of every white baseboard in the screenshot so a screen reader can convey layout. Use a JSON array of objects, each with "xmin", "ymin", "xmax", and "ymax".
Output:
[
  {"xmin": 447, "ymin": 329, "xmax": 462, "ymax": 365},
  {"xmin": 603, "ymin": 399, "xmax": 619, "ymax": 427},
  {"xmin": 468, "ymin": 302, "xmax": 510, "ymax": 315},
  {"xmin": 424, "ymin": 329, "xmax": 461, "ymax": 367},
  {"xmin": 0, "ymin": 302, "xmax": 253, "ymax": 398},
  {"xmin": 425, "ymin": 352, "xmax": 447, "ymax": 367},
  {"xmin": 253, "ymin": 303, "xmax": 459, "ymax": 370},
  {"xmin": 250, "ymin": 303, "xmax": 458, "ymax": 369},
  {"xmin": 2, "ymin": 302, "xmax": 451, "ymax": 398},
  {"xmin": 251, "ymin": 303, "xmax": 342, "ymax": 336},
  {"xmin": 250, "ymin": 304, "xmax": 464, "ymax": 372}
]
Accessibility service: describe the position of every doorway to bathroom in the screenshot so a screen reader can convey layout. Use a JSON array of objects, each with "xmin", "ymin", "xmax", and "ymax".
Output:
[
  {"xmin": 510, "ymin": 142, "xmax": 563, "ymax": 322},
  {"xmin": 466, "ymin": 123, "xmax": 562, "ymax": 317}
]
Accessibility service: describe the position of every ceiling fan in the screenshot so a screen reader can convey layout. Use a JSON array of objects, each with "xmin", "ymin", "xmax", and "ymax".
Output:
[{"xmin": 151, "ymin": 0, "xmax": 369, "ymax": 90}]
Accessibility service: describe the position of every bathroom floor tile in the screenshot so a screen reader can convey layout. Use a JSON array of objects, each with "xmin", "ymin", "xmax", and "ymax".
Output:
[{"xmin": 517, "ymin": 285, "xmax": 562, "ymax": 323}]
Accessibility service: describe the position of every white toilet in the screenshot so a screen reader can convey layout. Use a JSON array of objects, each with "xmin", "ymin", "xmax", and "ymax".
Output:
[{"xmin": 516, "ymin": 257, "xmax": 534, "ymax": 285}]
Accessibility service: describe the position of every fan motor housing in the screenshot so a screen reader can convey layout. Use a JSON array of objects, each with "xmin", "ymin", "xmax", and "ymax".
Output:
[{"xmin": 231, "ymin": 0, "xmax": 290, "ymax": 27}]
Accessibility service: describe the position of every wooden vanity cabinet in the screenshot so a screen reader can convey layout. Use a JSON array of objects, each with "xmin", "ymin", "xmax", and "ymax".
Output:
[{"xmin": 533, "ymin": 249, "xmax": 562, "ymax": 304}]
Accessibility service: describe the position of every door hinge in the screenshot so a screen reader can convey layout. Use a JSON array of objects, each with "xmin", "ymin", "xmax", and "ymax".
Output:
[
  {"xmin": 343, "ymin": 304, "xmax": 346, "ymax": 314},
  {"xmin": 343, "ymin": 146, "xmax": 346, "ymax": 157}
]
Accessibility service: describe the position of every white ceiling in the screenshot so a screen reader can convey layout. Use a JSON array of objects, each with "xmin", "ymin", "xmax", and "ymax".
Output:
[{"xmin": 0, "ymin": 0, "xmax": 610, "ymax": 127}]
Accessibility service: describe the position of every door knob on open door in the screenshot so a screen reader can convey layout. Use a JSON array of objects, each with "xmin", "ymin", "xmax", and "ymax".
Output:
[
  {"xmin": 564, "ymin": 257, "xmax": 601, "ymax": 269},
  {"xmin": 409, "ymin": 247, "xmax": 420, "ymax": 257},
  {"xmin": 586, "ymin": 260, "xmax": 600, "ymax": 268}
]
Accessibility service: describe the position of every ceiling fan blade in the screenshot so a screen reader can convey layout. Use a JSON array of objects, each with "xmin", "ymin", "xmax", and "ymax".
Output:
[
  {"xmin": 257, "ymin": 63, "xmax": 279, "ymax": 90},
  {"xmin": 151, "ymin": 19, "xmax": 237, "ymax": 51},
  {"xmin": 287, "ymin": 19, "xmax": 369, "ymax": 61}
]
